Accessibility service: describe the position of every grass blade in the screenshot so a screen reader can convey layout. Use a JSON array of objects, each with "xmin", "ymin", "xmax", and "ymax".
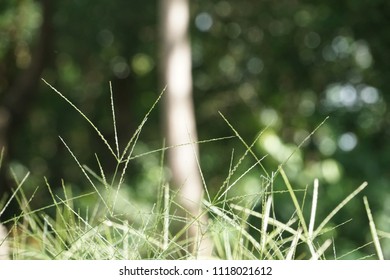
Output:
[
  {"xmin": 59, "ymin": 136, "xmax": 111, "ymax": 214},
  {"xmin": 363, "ymin": 196, "xmax": 384, "ymax": 260},
  {"xmin": 109, "ymin": 81, "xmax": 120, "ymax": 158},
  {"xmin": 286, "ymin": 228, "xmax": 302, "ymax": 260},
  {"xmin": 260, "ymin": 195, "xmax": 272, "ymax": 253},
  {"xmin": 42, "ymin": 78, "xmax": 118, "ymax": 160},
  {"xmin": 120, "ymin": 86, "xmax": 166, "ymax": 161},
  {"xmin": 280, "ymin": 167, "xmax": 308, "ymax": 236},
  {"xmin": 219, "ymin": 111, "xmax": 270, "ymax": 179},
  {"xmin": 308, "ymin": 178, "xmax": 319, "ymax": 239},
  {"xmin": 0, "ymin": 172, "xmax": 30, "ymax": 218},
  {"xmin": 163, "ymin": 184, "xmax": 170, "ymax": 251},
  {"xmin": 313, "ymin": 181, "xmax": 368, "ymax": 238},
  {"xmin": 310, "ymin": 239, "xmax": 332, "ymax": 260}
]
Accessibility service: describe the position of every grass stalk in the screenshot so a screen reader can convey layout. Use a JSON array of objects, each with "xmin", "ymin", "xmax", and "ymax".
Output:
[
  {"xmin": 363, "ymin": 196, "xmax": 384, "ymax": 260},
  {"xmin": 42, "ymin": 79, "xmax": 117, "ymax": 160},
  {"xmin": 308, "ymin": 178, "xmax": 319, "ymax": 239},
  {"xmin": 59, "ymin": 136, "xmax": 111, "ymax": 214},
  {"xmin": 109, "ymin": 81, "xmax": 120, "ymax": 158},
  {"xmin": 313, "ymin": 181, "xmax": 368, "ymax": 238},
  {"xmin": 279, "ymin": 167, "xmax": 308, "ymax": 236}
]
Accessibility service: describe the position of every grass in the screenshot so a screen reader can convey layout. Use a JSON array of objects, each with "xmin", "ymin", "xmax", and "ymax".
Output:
[{"xmin": 0, "ymin": 81, "xmax": 385, "ymax": 260}]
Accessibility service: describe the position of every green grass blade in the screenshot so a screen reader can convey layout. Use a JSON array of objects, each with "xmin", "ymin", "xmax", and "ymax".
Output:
[
  {"xmin": 120, "ymin": 86, "xmax": 166, "ymax": 161},
  {"xmin": 109, "ymin": 81, "xmax": 120, "ymax": 158},
  {"xmin": 42, "ymin": 79, "xmax": 118, "ymax": 160},
  {"xmin": 124, "ymin": 136, "xmax": 235, "ymax": 162},
  {"xmin": 260, "ymin": 195, "xmax": 272, "ymax": 253},
  {"xmin": 363, "ymin": 196, "xmax": 384, "ymax": 260},
  {"xmin": 0, "ymin": 172, "xmax": 30, "ymax": 218},
  {"xmin": 310, "ymin": 239, "xmax": 332, "ymax": 260},
  {"xmin": 59, "ymin": 136, "xmax": 111, "ymax": 214},
  {"xmin": 279, "ymin": 116, "xmax": 329, "ymax": 171},
  {"xmin": 219, "ymin": 111, "xmax": 270, "ymax": 179},
  {"xmin": 308, "ymin": 178, "xmax": 319, "ymax": 239},
  {"xmin": 313, "ymin": 181, "xmax": 368, "ymax": 238},
  {"xmin": 217, "ymin": 155, "xmax": 267, "ymax": 201},
  {"xmin": 0, "ymin": 146, "xmax": 5, "ymax": 169},
  {"xmin": 230, "ymin": 203, "xmax": 303, "ymax": 241},
  {"xmin": 280, "ymin": 167, "xmax": 308, "ymax": 236},
  {"xmin": 163, "ymin": 183, "xmax": 170, "ymax": 251},
  {"xmin": 286, "ymin": 228, "xmax": 302, "ymax": 260}
]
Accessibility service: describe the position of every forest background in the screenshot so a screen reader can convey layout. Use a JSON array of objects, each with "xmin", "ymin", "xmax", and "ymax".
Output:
[{"xmin": 1, "ymin": 0, "xmax": 389, "ymax": 259}]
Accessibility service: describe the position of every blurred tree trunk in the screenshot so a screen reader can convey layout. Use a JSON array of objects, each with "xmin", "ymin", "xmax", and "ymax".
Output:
[
  {"xmin": 159, "ymin": 0, "xmax": 212, "ymax": 257},
  {"xmin": 0, "ymin": 224, "xmax": 9, "ymax": 259},
  {"xmin": 0, "ymin": 0, "xmax": 53, "ymax": 219}
]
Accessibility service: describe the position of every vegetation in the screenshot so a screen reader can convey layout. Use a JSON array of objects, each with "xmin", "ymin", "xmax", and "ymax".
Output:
[
  {"xmin": 0, "ymin": 83, "xmax": 382, "ymax": 259},
  {"xmin": 1, "ymin": 1, "xmax": 390, "ymax": 259}
]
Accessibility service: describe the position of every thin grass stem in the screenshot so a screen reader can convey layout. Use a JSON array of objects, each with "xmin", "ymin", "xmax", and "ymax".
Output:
[
  {"xmin": 0, "ymin": 172, "xmax": 30, "ymax": 218},
  {"xmin": 42, "ymin": 79, "xmax": 118, "ymax": 160},
  {"xmin": 109, "ymin": 81, "xmax": 120, "ymax": 158},
  {"xmin": 59, "ymin": 136, "xmax": 111, "ymax": 214},
  {"xmin": 219, "ymin": 111, "xmax": 270, "ymax": 179}
]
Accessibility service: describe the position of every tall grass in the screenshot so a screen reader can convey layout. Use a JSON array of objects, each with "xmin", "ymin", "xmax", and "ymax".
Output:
[{"xmin": 0, "ymin": 81, "xmax": 384, "ymax": 260}]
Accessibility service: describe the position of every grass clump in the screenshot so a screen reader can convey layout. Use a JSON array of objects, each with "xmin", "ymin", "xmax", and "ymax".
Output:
[{"xmin": 0, "ymin": 81, "xmax": 385, "ymax": 260}]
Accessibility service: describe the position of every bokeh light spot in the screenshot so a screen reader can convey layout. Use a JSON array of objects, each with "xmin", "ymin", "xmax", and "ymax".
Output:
[
  {"xmin": 338, "ymin": 132, "xmax": 358, "ymax": 152},
  {"xmin": 195, "ymin": 12, "xmax": 213, "ymax": 32}
]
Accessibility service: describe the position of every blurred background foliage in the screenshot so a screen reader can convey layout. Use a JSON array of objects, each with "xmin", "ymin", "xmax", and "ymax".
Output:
[{"xmin": 1, "ymin": 0, "xmax": 389, "ymax": 259}]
